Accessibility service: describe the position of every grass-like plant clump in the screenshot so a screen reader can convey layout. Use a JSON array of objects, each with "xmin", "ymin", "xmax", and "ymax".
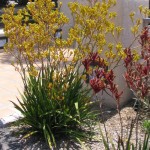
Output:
[{"xmin": 12, "ymin": 66, "xmax": 96, "ymax": 148}]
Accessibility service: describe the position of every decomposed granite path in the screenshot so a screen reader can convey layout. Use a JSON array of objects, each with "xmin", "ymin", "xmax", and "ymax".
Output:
[{"xmin": 0, "ymin": 50, "xmax": 23, "ymax": 127}]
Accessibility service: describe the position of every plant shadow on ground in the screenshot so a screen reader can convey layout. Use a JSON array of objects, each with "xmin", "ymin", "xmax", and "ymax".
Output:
[
  {"xmin": 0, "ymin": 123, "xmax": 81, "ymax": 150},
  {"xmin": 94, "ymin": 99, "xmax": 136, "ymax": 123},
  {"xmin": 0, "ymin": 100, "xmax": 138, "ymax": 150}
]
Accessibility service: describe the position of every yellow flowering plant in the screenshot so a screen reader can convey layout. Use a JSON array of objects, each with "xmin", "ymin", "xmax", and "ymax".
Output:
[
  {"xmin": 68, "ymin": 0, "xmax": 125, "ymax": 66},
  {"xmin": 2, "ymin": 0, "xmax": 97, "ymax": 148},
  {"xmin": 2, "ymin": 0, "xmax": 70, "ymax": 79}
]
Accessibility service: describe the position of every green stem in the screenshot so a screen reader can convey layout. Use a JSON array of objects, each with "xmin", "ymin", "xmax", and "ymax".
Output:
[{"xmin": 96, "ymin": 94, "xmax": 109, "ymax": 144}]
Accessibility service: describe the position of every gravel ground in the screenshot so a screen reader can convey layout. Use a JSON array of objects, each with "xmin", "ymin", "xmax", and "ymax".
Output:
[{"xmin": 0, "ymin": 103, "xmax": 149, "ymax": 150}]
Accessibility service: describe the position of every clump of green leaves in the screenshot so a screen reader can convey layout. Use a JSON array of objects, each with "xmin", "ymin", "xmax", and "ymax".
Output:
[
  {"xmin": 143, "ymin": 120, "xmax": 150, "ymax": 134},
  {"xmin": 12, "ymin": 66, "xmax": 96, "ymax": 149}
]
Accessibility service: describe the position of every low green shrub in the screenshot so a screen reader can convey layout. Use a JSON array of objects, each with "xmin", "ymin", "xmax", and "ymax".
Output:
[
  {"xmin": 12, "ymin": 66, "xmax": 96, "ymax": 149},
  {"xmin": 143, "ymin": 120, "xmax": 150, "ymax": 134}
]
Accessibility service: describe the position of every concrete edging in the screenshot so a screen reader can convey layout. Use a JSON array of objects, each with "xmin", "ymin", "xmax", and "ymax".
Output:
[{"xmin": 0, "ymin": 112, "xmax": 22, "ymax": 128}]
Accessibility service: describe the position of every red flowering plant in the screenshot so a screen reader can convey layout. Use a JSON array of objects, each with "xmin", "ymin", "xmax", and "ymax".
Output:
[
  {"xmin": 122, "ymin": 27, "xmax": 150, "ymax": 150},
  {"xmin": 82, "ymin": 52, "xmax": 124, "ymax": 143},
  {"xmin": 82, "ymin": 52, "xmax": 123, "ymax": 108},
  {"xmin": 124, "ymin": 27, "xmax": 150, "ymax": 109}
]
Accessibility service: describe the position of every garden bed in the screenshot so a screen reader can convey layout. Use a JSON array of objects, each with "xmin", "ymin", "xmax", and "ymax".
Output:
[{"xmin": 0, "ymin": 102, "xmax": 147, "ymax": 150}]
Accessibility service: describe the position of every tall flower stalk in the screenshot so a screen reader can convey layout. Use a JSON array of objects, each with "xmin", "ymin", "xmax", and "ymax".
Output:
[{"xmin": 124, "ymin": 27, "xmax": 150, "ymax": 109}]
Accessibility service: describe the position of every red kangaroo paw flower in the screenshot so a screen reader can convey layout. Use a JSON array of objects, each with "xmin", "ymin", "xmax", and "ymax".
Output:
[{"xmin": 90, "ymin": 78, "xmax": 105, "ymax": 93}]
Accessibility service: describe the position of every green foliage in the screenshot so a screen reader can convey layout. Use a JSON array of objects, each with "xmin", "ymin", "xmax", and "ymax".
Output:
[
  {"xmin": 12, "ymin": 66, "xmax": 96, "ymax": 149},
  {"xmin": 143, "ymin": 120, "xmax": 150, "ymax": 134}
]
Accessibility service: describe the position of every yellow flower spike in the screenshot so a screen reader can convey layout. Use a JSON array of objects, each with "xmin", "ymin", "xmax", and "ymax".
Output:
[
  {"xmin": 98, "ymin": 39, "xmax": 106, "ymax": 47},
  {"xmin": 129, "ymin": 11, "xmax": 135, "ymax": 22},
  {"xmin": 118, "ymin": 50, "xmax": 126, "ymax": 59},
  {"xmin": 81, "ymin": 75, "xmax": 86, "ymax": 81},
  {"xmin": 108, "ymin": 43, "xmax": 114, "ymax": 51},
  {"xmin": 105, "ymin": 51, "xmax": 109, "ymax": 58},
  {"xmin": 63, "ymin": 83, "xmax": 69, "ymax": 91},
  {"xmin": 105, "ymin": 50, "xmax": 115, "ymax": 59},
  {"xmin": 87, "ymin": 67, "xmax": 93, "ymax": 75},
  {"xmin": 115, "ymin": 26, "xmax": 124, "ymax": 37},
  {"xmin": 116, "ymin": 43, "xmax": 123, "ymax": 51},
  {"xmin": 28, "ymin": 66, "xmax": 38, "ymax": 77},
  {"xmin": 48, "ymin": 83, "xmax": 53, "ymax": 89},
  {"xmin": 136, "ymin": 19, "xmax": 142, "ymax": 26},
  {"xmin": 109, "ymin": 12, "xmax": 117, "ymax": 19},
  {"xmin": 98, "ymin": 49, "xmax": 103, "ymax": 54},
  {"xmin": 121, "ymin": 51, "xmax": 126, "ymax": 59},
  {"xmin": 108, "ymin": 0, "xmax": 116, "ymax": 6},
  {"xmin": 139, "ymin": 5, "xmax": 143, "ymax": 13},
  {"xmin": 68, "ymin": 2, "xmax": 78, "ymax": 13},
  {"xmin": 63, "ymin": 58, "xmax": 68, "ymax": 62},
  {"xmin": 139, "ymin": 5, "xmax": 143, "ymax": 14},
  {"xmin": 133, "ymin": 50, "xmax": 140, "ymax": 62},
  {"xmin": 148, "ymin": 10, "xmax": 150, "ymax": 17},
  {"xmin": 104, "ymin": 60, "xmax": 108, "ymax": 66},
  {"xmin": 110, "ymin": 51, "xmax": 115, "ymax": 59},
  {"xmin": 143, "ymin": 7, "xmax": 149, "ymax": 16},
  {"xmin": 131, "ymin": 25, "xmax": 139, "ymax": 35},
  {"xmin": 133, "ymin": 55, "xmax": 140, "ymax": 62}
]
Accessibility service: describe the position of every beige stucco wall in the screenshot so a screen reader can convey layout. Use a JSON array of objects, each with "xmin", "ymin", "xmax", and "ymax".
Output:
[
  {"xmin": 122, "ymin": 0, "xmax": 148, "ymax": 47},
  {"xmin": 60, "ymin": 0, "xmax": 148, "ymax": 108}
]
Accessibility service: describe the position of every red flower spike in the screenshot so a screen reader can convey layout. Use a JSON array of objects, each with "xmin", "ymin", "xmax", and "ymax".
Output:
[
  {"xmin": 141, "ymin": 84, "xmax": 149, "ymax": 98},
  {"xmin": 89, "ymin": 52, "xmax": 99, "ymax": 61},
  {"xmin": 140, "ymin": 27, "xmax": 149, "ymax": 46},
  {"xmin": 124, "ymin": 48, "xmax": 134, "ymax": 67},
  {"xmin": 143, "ymin": 66, "xmax": 148, "ymax": 75},
  {"xmin": 95, "ymin": 69, "xmax": 105, "ymax": 78},
  {"xmin": 82, "ymin": 52, "xmax": 123, "ymax": 102},
  {"xmin": 82, "ymin": 58, "xmax": 91, "ymax": 71},
  {"xmin": 90, "ymin": 78, "xmax": 105, "ymax": 93},
  {"xmin": 115, "ymin": 91, "xmax": 123, "ymax": 101},
  {"xmin": 105, "ymin": 70, "xmax": 115, "ymax": 83}
]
